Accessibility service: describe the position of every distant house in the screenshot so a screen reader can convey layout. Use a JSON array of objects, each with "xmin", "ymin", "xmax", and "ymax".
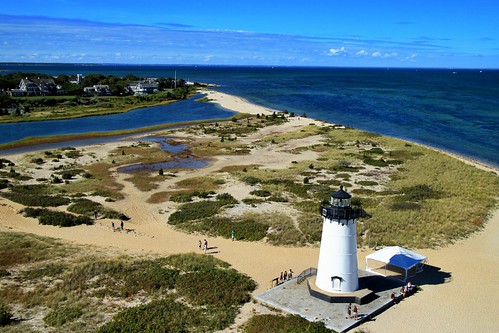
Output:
[
  {"xmin": 83, "ymin": 84, "xmax": 112, "ymax": 96},
  {"xmin": 128, "ymin": 79, "xmax": 159, "ymax": 95},
  {"xmin": 7, "ymin": 89, "xmax": 25, "ymax": 97},
  {"xmin": 19, "ymin": 78, "xmax": 61, "ymax": 96}
]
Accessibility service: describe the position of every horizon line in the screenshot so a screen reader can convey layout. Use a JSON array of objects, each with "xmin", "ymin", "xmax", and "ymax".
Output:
[{"xmin": 1, "ymin": 62, "xmax": 498, "ymax": 71}]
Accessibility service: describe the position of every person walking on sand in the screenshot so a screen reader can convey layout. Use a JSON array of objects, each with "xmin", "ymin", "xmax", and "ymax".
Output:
[
  {"xmin": 231, "ymin": 230, "xmax": 236, "ymax": 241},
  {"xmin": 111, "ymin": 222, "xmax": 115, "ymax": 232},
  {"xmin": 93, "ymin": 210, "xmax": 98, "ymax": 220},
  {"xmin": 198, "ymin": 240, "xmax": 202, "ymax": 250},
  {"xmin": 120, "ymin": 220, "xmax": 124, "ymax": 232},
  {"xmin": 203, "ymin": 239, "xmax": 208, "ymax": 254}
]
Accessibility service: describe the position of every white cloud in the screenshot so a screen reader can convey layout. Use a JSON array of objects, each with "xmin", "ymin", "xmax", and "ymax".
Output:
[
  {"xmin": 356, "ymin": 50, "xmax": 368, "ymax": 56},
  {"xmin": 372, "ymin": 51, "xmax": 398, "ymax": 58},
  {"xmin": 406, "ymin": 53, "xmax": 417, "ymax": 61},
  {"xmin": 382, "ymin": 52, "xmax": 399, "ymax": 58},
  {"xmin": 329, "ymin": 46, "xmax": 346, "ymax": 56}
]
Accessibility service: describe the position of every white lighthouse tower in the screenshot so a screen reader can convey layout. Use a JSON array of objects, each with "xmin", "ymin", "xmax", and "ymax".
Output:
[{"xmin": 316, "ymin": 186, "xmax": 362, "ymax": 293}]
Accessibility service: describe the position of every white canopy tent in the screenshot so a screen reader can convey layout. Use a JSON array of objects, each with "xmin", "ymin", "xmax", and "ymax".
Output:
[{"xmin": 365, "ymin": 246, "xmax": 427, "ymax": 282}]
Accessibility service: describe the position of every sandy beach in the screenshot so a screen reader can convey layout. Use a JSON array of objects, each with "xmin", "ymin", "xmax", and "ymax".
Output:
[{"xmin": 0, "ymin": 90, "xmax": 498, "ymax": 332}]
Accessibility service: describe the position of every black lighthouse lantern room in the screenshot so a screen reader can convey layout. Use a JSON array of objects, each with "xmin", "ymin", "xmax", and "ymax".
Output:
[
  {"xmin": 320, "ymin": 185, "xmax": 362, "ymax": 221},
  {"xmin": 331, "ymin": 185, "xmax": 351, "ymax": 207}
]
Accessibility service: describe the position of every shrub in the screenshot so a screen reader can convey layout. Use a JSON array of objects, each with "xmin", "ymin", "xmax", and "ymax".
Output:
[
  {"xmin": 244, "ymin": 314, "xmax": 332, "ymax": 333},
  {"xmin": 43, "ymin": 305, "xmax": 83, "ymax": 327},
  {"xmin": 0, "ymin": 304, "xmax": 13, "ymax": 326},
  {"xmin": 97, "ymin": 298, "xmax": 194, "ymax": 333},
  {"xmin": 67, "ymin": 198, "xmax": 102, "ymax": 215},
  {"xmin": 21, "ymin": 207, "xmax": 93, "ymax": 227},
  {"xmin": 2, "ymin": 192, "xmax": 70, "ymax": 207},
  {"xmin": 169, "ymin": 213, "xmax": 269, "ymax": 242},
  {"xmin": 175, "ymin": 268, "xmax": 256, "ymax": 307},
  {"xmin": 242, "ymin": 175, "xmax": 261, "ymax": 185},
  {"xmin": 168, "ymin": 201, "xmax": 224, "ymax": 225},
  {"xmin": 363, "ymin": 157, "xmax": 389, "ymax": 167},
  {"xmin": 0, "ymin": 179, "xmax": 8, "ymax": 190},
  {"xmin": 356, "ymin": 180, "xmax": 379, "ymax": 186},
  {"xmin": 216, "ymin": 192, "xmax": 238, "ymax": 204},
  {"xmin": 31, "ymin": 157, "xmax": 45, "ymax": 165},
  {"xmin": 61, "ymin": 172, "xmax": 73, "ymax": 180},
  {"xmin": 400, "ymin": 184, "xmax": 442, "ymax": 201},
  {"xmin": 170, "ymin": 191, "xmax": 194, "ymax": 203},
  {"xmin": 250, "ymin": 189, "xmax": 271, "ymax": 197}
]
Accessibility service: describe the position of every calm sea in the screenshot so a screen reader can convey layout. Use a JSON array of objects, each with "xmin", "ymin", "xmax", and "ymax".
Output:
[{"xmin": 1, "ymin": 63, "xmax": 498, "ymax": 167}]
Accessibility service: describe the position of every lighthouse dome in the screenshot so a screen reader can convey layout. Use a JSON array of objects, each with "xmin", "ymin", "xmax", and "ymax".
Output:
[{"xmin": 331, "ymin": 185, "xmax": 351, "ymax": 207}]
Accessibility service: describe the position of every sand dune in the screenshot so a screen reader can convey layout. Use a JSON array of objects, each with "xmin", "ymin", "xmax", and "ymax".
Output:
[{"xmin": 0, "ymin": 90, "xmax": 498, "ymax": 332}]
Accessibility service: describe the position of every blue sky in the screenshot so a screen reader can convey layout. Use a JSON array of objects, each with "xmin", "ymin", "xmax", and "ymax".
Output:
[{"xmin": 1, "ymin": 0, "xmax": 498, "ymax": 68}]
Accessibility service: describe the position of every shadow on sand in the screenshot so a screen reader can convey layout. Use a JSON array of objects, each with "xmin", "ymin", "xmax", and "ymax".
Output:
[
  {"xmin": 360, "ymin": 264, "xmax": 451, "ymax": 294},
  {"xmin": 411, "ymin": 264, "xmax": 452, "ymax": 285}
]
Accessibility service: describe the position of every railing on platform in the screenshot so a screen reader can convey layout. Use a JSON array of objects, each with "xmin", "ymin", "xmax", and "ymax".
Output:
[{"xmin": 296, "ymin": 267, "xmax": 317, "ymax": 284}]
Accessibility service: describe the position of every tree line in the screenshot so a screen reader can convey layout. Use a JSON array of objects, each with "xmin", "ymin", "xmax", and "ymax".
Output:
[{"xmin": 0, "ymin": 72, "xmax": 194, "ymax": 109}]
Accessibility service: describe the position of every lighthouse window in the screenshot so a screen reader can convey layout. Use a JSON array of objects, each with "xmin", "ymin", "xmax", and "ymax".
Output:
[{"xmin": 332, "ymin": 198, "xmax": 350, "ymax": 207}]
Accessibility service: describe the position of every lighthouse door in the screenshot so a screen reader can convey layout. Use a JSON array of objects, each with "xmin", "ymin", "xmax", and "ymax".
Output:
[{"xmin": 331, "ymin": 276, "xmax": 342, "ymax": 291}]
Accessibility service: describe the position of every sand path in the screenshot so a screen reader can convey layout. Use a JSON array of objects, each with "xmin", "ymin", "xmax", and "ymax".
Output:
[{"xmin": 0, "ymin": 90, "xmax": 498, "ymax": 332}]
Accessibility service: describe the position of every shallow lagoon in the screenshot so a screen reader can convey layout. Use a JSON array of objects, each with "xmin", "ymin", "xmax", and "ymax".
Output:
[
  {"xmin": 0, "ymin": 93, "xmax": 235, "ymax": 149},
  {"xmin": 117, "ymin": 137, "xmax": 208, "ymax": 173}
]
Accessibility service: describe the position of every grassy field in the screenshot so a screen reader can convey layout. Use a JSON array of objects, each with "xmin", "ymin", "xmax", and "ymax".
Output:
[
  {"xmin": 1, "ymin": 115, "xmax": 497, "ymax": 249},
  {"xmin": 0, "ymin": 232, "xmax": 256, "ymax": 333},
  {"xmin": 165, "ymin": 119, "xmax": 498, "ymax": 248}
]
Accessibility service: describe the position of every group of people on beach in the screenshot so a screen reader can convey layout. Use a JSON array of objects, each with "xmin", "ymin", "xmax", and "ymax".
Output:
[
  {"xmin": 279, "ymin": 269, "xmax": 293, "ymax": 282},
  {"xmin": 199, "ymin": 239, "xmax": 209, "ymax": 254},
  {"xmin": 391, "ymin": 281, "xmax": 416, "ymax": 303},
  {"xmin": 400, "ymin": 281, "xmax": 415, "ymax": 298},
  {"xmin": 111, "ymin": 220, "xmax": 125, "ymax": 232}
]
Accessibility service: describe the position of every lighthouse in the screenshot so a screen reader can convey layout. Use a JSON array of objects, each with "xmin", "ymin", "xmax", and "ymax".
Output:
[{"xmin": 316, "ymin": 186, "xmax": 362, "ymax": 293}]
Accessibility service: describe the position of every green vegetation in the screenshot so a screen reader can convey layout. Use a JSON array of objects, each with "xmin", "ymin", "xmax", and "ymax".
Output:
[
  {"xmin": 244, "ymin": 314, "xmax": 333, "ymax": 333},
  {"xmin": 67, "ymin": 198, "xmax": 129, "ymax": 220},
  {"xmin": 0, "ymin": 304, "xmax": 13, "ymax": 326},
  {"xmin": 0, "ymin": 71, "xmax": 198, "ymax": 123},
  {"xmin": 0, "ymin": 232, "xmax": 255, "ymax": 333},
  {"xmin": 2, "ymin": 192, "xmax": 71, "ymax": 206},
  {"xmin": 21, "ymin": 207, "xmax": 93, "ymax": 227},
  {"xmin": 44, "ymin": 306, "xmax": 83, "ymax": 327},
  {"xmin": 172, "ymin": 121, "xmax": 498, "ymax": 248},
  {"xmin": 168, "ymin": 193, "xmax": 238, "ymax": 225}
]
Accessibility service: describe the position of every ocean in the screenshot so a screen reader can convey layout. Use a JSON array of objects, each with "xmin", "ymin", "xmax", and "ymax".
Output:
[{"xmin": 1, "ymin": 64, "xmax": 498, "ymax": 167}]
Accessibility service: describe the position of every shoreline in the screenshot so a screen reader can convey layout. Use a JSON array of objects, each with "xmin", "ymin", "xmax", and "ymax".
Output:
[
  {"xmin": 206, "ymin": 89, "xmax": 499, "ymax": 175},
  {"xmin": 0, "ymin": 89, "xmax": 498, "ymax": 332},
  {"xmin": 1, "ymin": 87, "xmax": 497, "ymax": 174}
]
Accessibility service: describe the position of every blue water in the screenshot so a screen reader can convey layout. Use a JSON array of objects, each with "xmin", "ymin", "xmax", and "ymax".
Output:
[
  {"xmin": 0, "ymin": 92, "xmax": 236, "ymax": 146},
  {"xmin": 117, "ymin": 137, "xmax": 208, "ymax": 173},
  {"xmin": 1, "ymin": 64, "xmax": 498, "ymax": 167}
]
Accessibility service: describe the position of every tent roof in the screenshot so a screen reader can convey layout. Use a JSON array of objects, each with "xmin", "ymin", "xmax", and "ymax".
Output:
[{"xmin": 366, "ymin": 246, "xmax": 427, "ymax": 270}]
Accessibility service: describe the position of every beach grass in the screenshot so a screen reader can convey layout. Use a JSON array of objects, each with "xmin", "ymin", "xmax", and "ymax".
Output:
[
  {"xmin": 244, "ymin": 314, "xmax": 332, "ymax": 333},
  {"xmin": 164, "ymin": 119, "xmax": 498, "ymax": 248},
  {"xmin": 0, "ymin": 232, "xmax": 255, "ymax": 333}
]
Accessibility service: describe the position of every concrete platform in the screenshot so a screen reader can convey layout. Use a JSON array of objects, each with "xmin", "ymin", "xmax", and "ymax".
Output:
[{"xmin": 255, "ymin": 269, "xmax": 405, "ymax": 333}]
